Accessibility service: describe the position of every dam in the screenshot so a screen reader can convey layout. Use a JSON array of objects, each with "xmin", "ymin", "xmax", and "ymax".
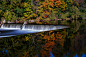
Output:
[{"xmin": 0, "ymin": 24, "xmax": 69, "ymax": 38}]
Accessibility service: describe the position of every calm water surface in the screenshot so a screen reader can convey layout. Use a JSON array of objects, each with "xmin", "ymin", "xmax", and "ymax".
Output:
[{"xmin": 0, "ymin": 20, "xmax": 86, "ymax": 57}]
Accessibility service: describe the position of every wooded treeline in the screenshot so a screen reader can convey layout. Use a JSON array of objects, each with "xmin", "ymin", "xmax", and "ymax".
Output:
[{"xmin": 0, "ymin": 0, "xmax": 86, "ymax": 23}]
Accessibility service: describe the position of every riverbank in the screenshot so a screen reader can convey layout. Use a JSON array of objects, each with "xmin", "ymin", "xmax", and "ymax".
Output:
[{"xmin": 1, "ymin": 17, "xmax": 86, "ymax": 25}]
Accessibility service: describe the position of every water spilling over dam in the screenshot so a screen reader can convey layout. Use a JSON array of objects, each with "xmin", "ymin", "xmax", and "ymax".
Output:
[
  {"xmin": 1, "ymin": 24, "xmax": 69, "ymax": 31},
  {"xmin": 0, "ymin": 24, "xmax": 69, "ymax": 38},
  {"xmin": 1, "ymin": 24, "xmax": 22, "ymax": 30}
]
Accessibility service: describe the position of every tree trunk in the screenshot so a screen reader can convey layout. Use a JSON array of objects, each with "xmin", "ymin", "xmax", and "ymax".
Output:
[
  {"xmin": 32, "ymin": 36, "xmax": 35, "ymax": 44},
  {"xmin": 31, "ymin": 0, "xmax": 34, "ymax": 6}
]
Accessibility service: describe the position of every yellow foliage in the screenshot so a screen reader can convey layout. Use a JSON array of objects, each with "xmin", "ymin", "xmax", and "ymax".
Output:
[
  {"xmin": 45, "ymin": 12, "xmax": 50, "ymax": 15},
  {"xmin": 25, "ymin": 36, "xmax": 31, "ymax": 41},
  {"xmin": 22, "ymin": 51, "xmax": 29, "ymax": 57},
  {"xmin": 69, "ymin": 0, "xmax": 73, "ymax": 4}
]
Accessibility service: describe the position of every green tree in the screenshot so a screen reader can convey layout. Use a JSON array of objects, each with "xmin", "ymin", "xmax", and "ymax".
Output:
[
  {"xmin": 23, "ymin": 2, "xmax": 37, "ymax": 20},
  {"xmin": 3, "ymin": 10, "xmax": 17, "ymax": 22}
]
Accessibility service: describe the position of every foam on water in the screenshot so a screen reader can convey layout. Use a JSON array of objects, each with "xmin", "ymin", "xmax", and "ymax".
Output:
[
  {"xmin": 0, "ymin": 24, "xmax": 69, "ymax": 38},
  {"xmin": 1, "ymin": 24, "xmax": 69, "ymax": 31},
  {"xmin": 1, "ymin": 24, "xmax": 22, "ymax": 30}
]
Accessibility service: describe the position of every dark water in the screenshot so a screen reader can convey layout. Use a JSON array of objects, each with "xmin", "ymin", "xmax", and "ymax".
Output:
[{"xmin": 0, "ymin": 20, "xmax": 86, "ymax": 57}]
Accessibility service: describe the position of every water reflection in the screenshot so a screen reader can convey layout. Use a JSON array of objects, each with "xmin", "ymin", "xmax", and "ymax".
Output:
[
  {"xmin": 0, "ymin": 20, "xmax": 86, "ymax": 57},
  {"xmin": 0, "ymin": 48, "xmax": 8, "ymax": 55},
  {"xmin": 50, "ymin": 52, "xmax": 55, "ymax": 57},
  {"xmin": 82, "ymin": 53, "xmax": 86, "ymax": 57},
  {"xmin": 74, "ymin": 54, "xmax": 78, "ymax": 57}
]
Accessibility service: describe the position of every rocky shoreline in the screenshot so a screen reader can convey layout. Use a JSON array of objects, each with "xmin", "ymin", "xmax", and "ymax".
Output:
[{"xmin": 0, "ymin": 17, "xmax": 86, "ymax": 26}]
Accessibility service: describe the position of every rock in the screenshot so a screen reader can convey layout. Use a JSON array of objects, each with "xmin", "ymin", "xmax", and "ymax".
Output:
[
  {"xmin": 29, "ymin": 20, "xmax": 34, "ymax": 23},
  {"xmin": 3, "ymin": 19, "xmax": 5, "ymax": 23},
  {"xmin": 24, "ymin": 21, "xmax": 28, "ymax": 24}
]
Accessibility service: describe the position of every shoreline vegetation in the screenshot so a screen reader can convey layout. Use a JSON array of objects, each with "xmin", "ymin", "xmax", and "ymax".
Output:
[
  {"xmin": 0, "ymin": 18, "xmax": 86, "ymax": 25},
  {"xmin": 0, "ymin": 0, "xmax": 86, "ymax": 25}
]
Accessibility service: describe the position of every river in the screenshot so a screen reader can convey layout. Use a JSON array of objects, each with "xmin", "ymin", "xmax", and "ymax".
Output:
[{"xmin": 0, "ymin": 20, "xmax": 86, "ymax": 57}]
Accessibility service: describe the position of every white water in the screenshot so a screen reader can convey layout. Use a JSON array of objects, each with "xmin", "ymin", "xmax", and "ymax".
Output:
[
  {"xmin": 1, "ymin": 24, "xmax": 69, "ymax": 31},
  {"xmin": 1, "ymin": 24, "xmax": 22, "ymax": 30},
  {"xmin": 0, "ymin": 24, "xmax": 69, "ymax": 38}
]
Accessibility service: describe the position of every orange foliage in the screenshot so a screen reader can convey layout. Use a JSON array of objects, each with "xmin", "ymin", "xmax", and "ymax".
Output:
[
  {"xmin": 43, "ymin": 35, "xmax": 50, "ymax": 40},
  {"xmin": 50, "ymin": 3, "xmax": 54, "ymax": 7},
  {"xmin": 40, "ymin": 41, "xmax": 55, "ymax": 57},
  {"xmin": 51, "ymin": 33, "xmax": 54, "ymax": 37},
  {"xmin": 42, "ymin": 2, "xmax": 48, "ymax": 7},
  {"xmin": 50, "ymin": 33, "xmax": 55, "ymax": 41},
  {"xmin": 41, "ymin": 34, "xmax": 44, "ymax": 36},
  {"xmin": 44, "ymin": 41, "xmax": 55, "ymax": 48},
  {"xmin": 45, "ymin": 0, "xmax": 54, "ymax": 2},
  {"xmin": 41, "ymin": 50, "xmax": 50, "ymax": 57},
  {"xmin": 44, "ymin": 15, "xmax": 48, "ymax": 18},
  {"xmin": 50, "ymin": 0, "xmax": 54, "ymax": 2},
  {"xmin": 44, "ymin": 10, "xmax": 47, "ymax": 13},
  {"xmin": 45, "ymin": 23, "xmax": 47, "ymax": 24},
  {"xmin": 50, "ymin": 31, "xmax": 53, "ymax": 33},
  {"xmin": 40, "ymin": 30, "xmax": 68, "ymax": 56},
  {"xmin": 42, "ymin": 51, "xmax": 47, "ymax": 57},
  {"xmin": 22, "ymin": 51, "xmax": 29, "ymax": 57},
  {"xmin": 55, "ymin": 0, "xmax": 62, "ymax": 8},
  {"xmin": 56, "ymin": 33, "xmax": 63, "ymax": 40},
  {"xmin": 55, "ymin": 32, "xmax": 65, "ymax": 47}
]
